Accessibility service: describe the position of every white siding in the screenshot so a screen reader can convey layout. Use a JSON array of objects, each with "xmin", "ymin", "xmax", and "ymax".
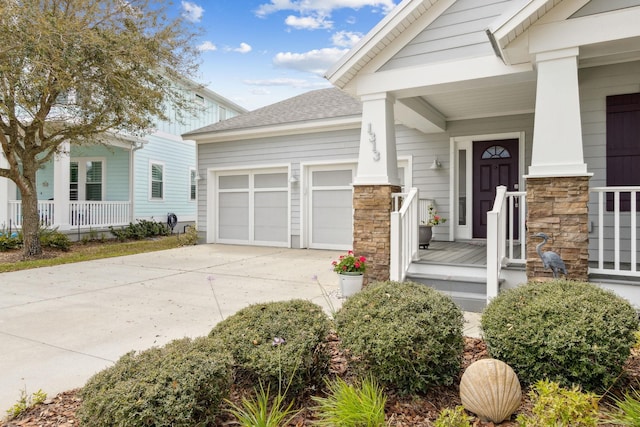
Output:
[{"xmin": 380, "ymin": 0, "xmax": 516, "ymax": 71}]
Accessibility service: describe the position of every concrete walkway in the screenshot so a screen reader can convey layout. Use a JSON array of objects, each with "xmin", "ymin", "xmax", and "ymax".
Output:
[{"xmin": 0, "ymin": 244, "xmax": 480, "ymax": 412}]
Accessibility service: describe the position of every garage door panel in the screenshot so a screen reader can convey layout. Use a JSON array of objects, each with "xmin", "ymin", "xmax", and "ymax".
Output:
[
  {"xmin": 254, "ymin": 191, "xmax": 288, "ymax": 242},
  {"xmin": 311, "ymin": 189, "xmax": 352, "ymax": 246},
  {"xmin": 218, "ymin": 192, "xmax": 249, "ymax": 240}
]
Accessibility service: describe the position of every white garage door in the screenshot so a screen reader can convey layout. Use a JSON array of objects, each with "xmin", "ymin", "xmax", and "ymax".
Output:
[
  {"xmin": 309, "ymin": 166, "xmax": 355, "ymax": 250},
  {"xmin": 216, "ymin": 169, "xmax": 289, "ymax": 247}
]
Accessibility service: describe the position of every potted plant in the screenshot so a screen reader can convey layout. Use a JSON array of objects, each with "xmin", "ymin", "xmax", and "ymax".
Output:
[
  {"xmin": 332, "ymin": 250, "xmax": 367, "ymax": 297},
  {"xmin": 420, "ymin": 205, "xmax": 446, "ymax": 249}
]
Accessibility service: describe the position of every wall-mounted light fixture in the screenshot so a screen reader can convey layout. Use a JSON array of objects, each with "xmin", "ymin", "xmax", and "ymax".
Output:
[
  {"xmin": 289, "ymin": 175, "xmax": 299, "ymax": 183},
  {"xmin": 430, "ymin": 159, "xmax": 442, "ymax": 170}
]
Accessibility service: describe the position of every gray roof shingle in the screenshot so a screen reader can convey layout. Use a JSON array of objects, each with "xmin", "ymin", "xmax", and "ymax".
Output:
[{"xmin": 183, "ymin": 87, "xmax": 362, "ymax": 137}]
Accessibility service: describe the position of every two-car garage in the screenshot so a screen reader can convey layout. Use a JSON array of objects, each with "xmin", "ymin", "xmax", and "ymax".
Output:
[{"xmin": 209, "ymin": 164, "xmax": 356, "ymax": 250}]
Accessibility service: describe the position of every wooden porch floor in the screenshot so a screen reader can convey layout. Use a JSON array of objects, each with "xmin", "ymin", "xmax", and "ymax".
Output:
[{"xmin": 418, "ymin": 240, "xmax": 489, "ymax": 266}]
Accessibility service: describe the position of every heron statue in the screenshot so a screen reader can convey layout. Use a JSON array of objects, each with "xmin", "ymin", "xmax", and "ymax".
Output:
[{"xmin": 533, "ymin": 232, "xmax": 567, "ymax": 278}]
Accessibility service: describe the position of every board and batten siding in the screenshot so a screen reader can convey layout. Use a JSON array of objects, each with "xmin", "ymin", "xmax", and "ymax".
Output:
[
  {"xmin": 579, "ymin": 60, "xmax": 640, "ymax": 263},
  {"xmin": 133, "ymin": 134, "xmax": 196, "ymax": 222},
  {"xmin": 197, "ymin": 128, "xmax": 361, "ymax": 247},
  {"xmin": 380, "ymin": 0, "xmax": 516, "ymax": 72}
]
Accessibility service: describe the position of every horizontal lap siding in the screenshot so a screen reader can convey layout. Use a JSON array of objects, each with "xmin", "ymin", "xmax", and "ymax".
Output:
[
  {"xmin": 381, "ymin": 0, "xmax": 514, "ymax": 71},
  {"xmin": 134, "ymin": 136, "xmax": 196, "ymax": 221},
  {"xmin": 580, "ymin": 61, "xmax": 640, "ymax": 263}
]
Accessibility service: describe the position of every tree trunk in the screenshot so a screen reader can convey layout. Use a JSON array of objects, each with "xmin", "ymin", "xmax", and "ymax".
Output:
[{"xmin": 20, "ymin": 173, "xmax": 43, "ymax": 258}]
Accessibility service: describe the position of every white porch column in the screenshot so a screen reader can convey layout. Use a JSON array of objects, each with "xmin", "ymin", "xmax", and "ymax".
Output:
[
  {"xmin": 354, "ymin": 93, "xmax": 400, "ymax": 185},
  {"xmin": 528, "ymin": 48, "xmax": 588, "ymax": 177},
  {"xmin": 53, "ymin": 142, "xmax": 71, "ymax": 230}
]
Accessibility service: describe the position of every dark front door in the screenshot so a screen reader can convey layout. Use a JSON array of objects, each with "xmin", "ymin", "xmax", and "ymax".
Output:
[{"xmin": 473, "ymin": 139, "xmax": 519, "ymax": 239}]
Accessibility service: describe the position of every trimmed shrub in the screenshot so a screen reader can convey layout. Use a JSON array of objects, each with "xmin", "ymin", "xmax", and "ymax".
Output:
[
  {"xmin": 209, "ymin": 299, "xmax": 332, "ymax": 398},
  {"xmin": 39, "ymin": 228, "xmax": 71, "ymax": 251},
  {"xmin": 334, "ymin": 281, "xmax": 464, "ymax": 393},
  {"xmin": 78, "ymin": 337, "xmax": 233, "ymax": 427},
  {"xmin": 109, "ymin": 219, "xmax": 171, "ymax": 241},
  {"xmin": 481, "ymin": 280, "xmax": 638, "ymax": 390}
]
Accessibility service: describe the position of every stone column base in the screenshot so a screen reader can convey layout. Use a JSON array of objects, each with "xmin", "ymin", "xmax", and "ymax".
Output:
[
  {"xmin": 353, "ymin": 185, "xmax": 401, "ymax": 284},
  {"xmin": 525, "ymin": 176, "xmax": 590, "ymax": 281}
]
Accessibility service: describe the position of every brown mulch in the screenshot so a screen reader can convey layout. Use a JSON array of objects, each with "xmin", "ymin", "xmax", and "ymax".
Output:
[{"xmin": 4, "ymin": 336, "xmax": 640, "ymax": 427}]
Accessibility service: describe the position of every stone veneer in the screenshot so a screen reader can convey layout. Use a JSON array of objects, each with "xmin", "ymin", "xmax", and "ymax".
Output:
[
  {"xmin": 525, "ymin": 176, "xmax": 590, "ymax": 281},
  {"xmin": 352, "ymin": 184, "xmax": 401, "ymax": 284}
]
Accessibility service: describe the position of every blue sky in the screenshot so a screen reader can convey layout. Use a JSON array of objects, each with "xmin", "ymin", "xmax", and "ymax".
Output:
[{"xmin": 177, "ymin": 0, "xmax": 399, "ymax": 111}]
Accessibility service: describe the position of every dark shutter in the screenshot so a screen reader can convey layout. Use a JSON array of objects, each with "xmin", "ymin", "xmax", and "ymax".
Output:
[{"xmin": 606, "ymin": 93, "xmax": 640, "ymax": 211}]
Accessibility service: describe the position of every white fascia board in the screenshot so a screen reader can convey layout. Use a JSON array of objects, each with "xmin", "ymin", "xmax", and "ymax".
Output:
[
  {"xmin": 193, "ymin": 116, "xmax": 362, "ymax": 144},
  {"xmin": 529, "ymin": 7, "xmax": 640, "ymax": 54},
  {"xmin": 356, "ymin": 55, "xmax": 533, "ymax": 97},
  {"xmin": 489, "ymin": 0, "xmax": 551, "ymax": 47}
]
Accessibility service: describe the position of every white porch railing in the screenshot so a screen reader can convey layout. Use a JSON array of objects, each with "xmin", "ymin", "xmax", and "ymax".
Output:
[
  {"xmin": 487, "ymin": 186, "xmax": 527, "ymax": 301},
  {"xmin": 7, "ymin": 200, "xmax": 130, "ymax": 229},
  {"xmin": 390, "ymin": 188, "xmax": 420, "ymax": 281},
  {"xmin": 590, "ymin": 186, "xmax": 640, "ymax": 277},
  {"xmin": 69, "ymin": 201, "xmax": 130, "ymax": 227},
  {"xmin": 8, "ymin": 200, "xmax": 55, "ymax": 228}
]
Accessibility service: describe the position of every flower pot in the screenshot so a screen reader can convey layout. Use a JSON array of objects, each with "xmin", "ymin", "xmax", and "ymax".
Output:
[
  {"xmin": 338, "ymin": 272, "xmax": 363, "ymax": 297},
  {"xmin": 419, "ymin": 225, "xmax": 433, "ymax": 249}
]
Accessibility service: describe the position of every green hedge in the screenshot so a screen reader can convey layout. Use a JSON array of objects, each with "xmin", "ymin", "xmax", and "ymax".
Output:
[
  {"xmin": 79, "ymin": 337, "xmax": 233, "ymax": 426},
  {"xmin": 209, "ymin": 299, "xmax": 332, "ymax": 398},
  {"xmin": 335, "ymin": 281, "xmax": 464, "ymax": 393},
  {"xmin": 481, "ymin": 280, "xmax": 638, "ymax": 390}
]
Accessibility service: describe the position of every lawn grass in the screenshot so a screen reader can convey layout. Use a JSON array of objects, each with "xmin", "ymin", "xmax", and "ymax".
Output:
[{"xmin": 0, "ymin": 236, "xmax": 185, "ymax": 273}]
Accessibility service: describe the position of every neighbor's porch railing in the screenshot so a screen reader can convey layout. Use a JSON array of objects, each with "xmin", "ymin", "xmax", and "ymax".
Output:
[
  {"xmin": 487, "ymin": 186, "xmax": 527, "ymax": 301},
  {"xmin": 7, "ymin": 200, "xmax": 130, "ymax": 229},
  {"xmin": 390, "ymin": 188, "xmax": 420, "ymax": 281},
  {"xmin": 590, "ymin": 186, "xmax": 640, "ymax": 277}
]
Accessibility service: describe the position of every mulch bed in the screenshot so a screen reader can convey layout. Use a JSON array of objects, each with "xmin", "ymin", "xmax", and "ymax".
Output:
[{"xmin": 3, "ymin": 335, "xmax": 639, "ymax": 426}]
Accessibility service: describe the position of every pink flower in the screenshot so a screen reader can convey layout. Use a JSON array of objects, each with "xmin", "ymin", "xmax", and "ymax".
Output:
[
  {"xmin": 359, "ymin": 256, "xmax": 366, "ymax": 263},
  {"xmin": 342, "ymin": 265, "xmax": 347, "ymax": 271},
  {"xmin": 348, "ymin": 250, "xmax": 353, "ymax": 255},
  {"xmin": 354, "ymin": 262, "xmax": 360, "ymax": 269},
  {"xmin": 332, "ymin": 261, "xmax": 337, "ymax": 266}
]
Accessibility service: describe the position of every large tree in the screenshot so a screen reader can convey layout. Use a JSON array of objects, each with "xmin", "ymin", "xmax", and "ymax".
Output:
[{"xmin": 0, "ymin": 0, "xmax": 200, "ymax": 257}]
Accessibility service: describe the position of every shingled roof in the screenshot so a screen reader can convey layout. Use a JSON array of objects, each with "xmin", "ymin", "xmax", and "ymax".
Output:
[{"xmin": 183, "ymin": 87, "xmax": 362, "ymax": 137}]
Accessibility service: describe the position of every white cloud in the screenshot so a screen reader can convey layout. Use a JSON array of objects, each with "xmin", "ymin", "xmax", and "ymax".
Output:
[
  {"xmin": 244, "ymin": 78, "xmax": 310, "ymax": 87},
  {"xmin": 331, "ymin": 30, "xmax": 362, "ymax": 48},
  {"xmin": 256, "ymin": 0, "xmax": 397, "ymax": 17},
  {"xmin": 284, "ymin": 14, "xmax": 333, "ymax": 30},
  {"xmin": 251, "ymin": 88, "xmax": 272, "ymax": 95},
  {"xmin": 181, "ymin": 1, "xmax": 204, "ymax": 23},
  {"xmin": 223, "ymin": 43, "xmax": 253, "ymax": 53},
  {"xmin": 235, "ymin": 43, "xmax": 253, "ymax": 54},
  {"xmin": 273, "ymin": 47, "xmax": 349, "ymax": 75},
  {"xmin": 198, "ymin": 41, "xmax": 217, "ymax": 52}
]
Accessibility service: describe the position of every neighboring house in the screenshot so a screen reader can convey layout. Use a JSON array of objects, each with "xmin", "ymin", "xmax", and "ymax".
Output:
[
  {"xmin": 188, "ymin": 0, "xmax": 640, "ymax": 309},
  {"xmin": 0, "ymin": 81, "xmax": 246, "ymax": 235}
]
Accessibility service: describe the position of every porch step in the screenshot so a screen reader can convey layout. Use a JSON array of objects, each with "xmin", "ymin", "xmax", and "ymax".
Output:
[{"xmin": 406, "ymin": 263, "xmax": 489, "ymax": 313}]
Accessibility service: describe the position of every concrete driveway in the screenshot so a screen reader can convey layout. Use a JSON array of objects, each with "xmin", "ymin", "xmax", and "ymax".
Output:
[{"xmin": 0, "ymin": 244, "xmax": 480, "ymax": 412}]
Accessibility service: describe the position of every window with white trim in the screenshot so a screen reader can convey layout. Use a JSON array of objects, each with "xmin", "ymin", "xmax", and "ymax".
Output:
[
  {"xmin": 150, "ymin": 162, "xmax": 164, "ymax": 200},
  {"xmin": 189, "ymin": 168, "xmax": 197, "ymax": 201},
  {"xmin": 70, "ymin": 159, "xmax": 104, "ymax": 201}
]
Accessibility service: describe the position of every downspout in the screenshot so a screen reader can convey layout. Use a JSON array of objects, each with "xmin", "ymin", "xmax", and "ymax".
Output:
[{"xmin": 129, "ymin": 141, "xmax": 145, "ymax": 223}]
